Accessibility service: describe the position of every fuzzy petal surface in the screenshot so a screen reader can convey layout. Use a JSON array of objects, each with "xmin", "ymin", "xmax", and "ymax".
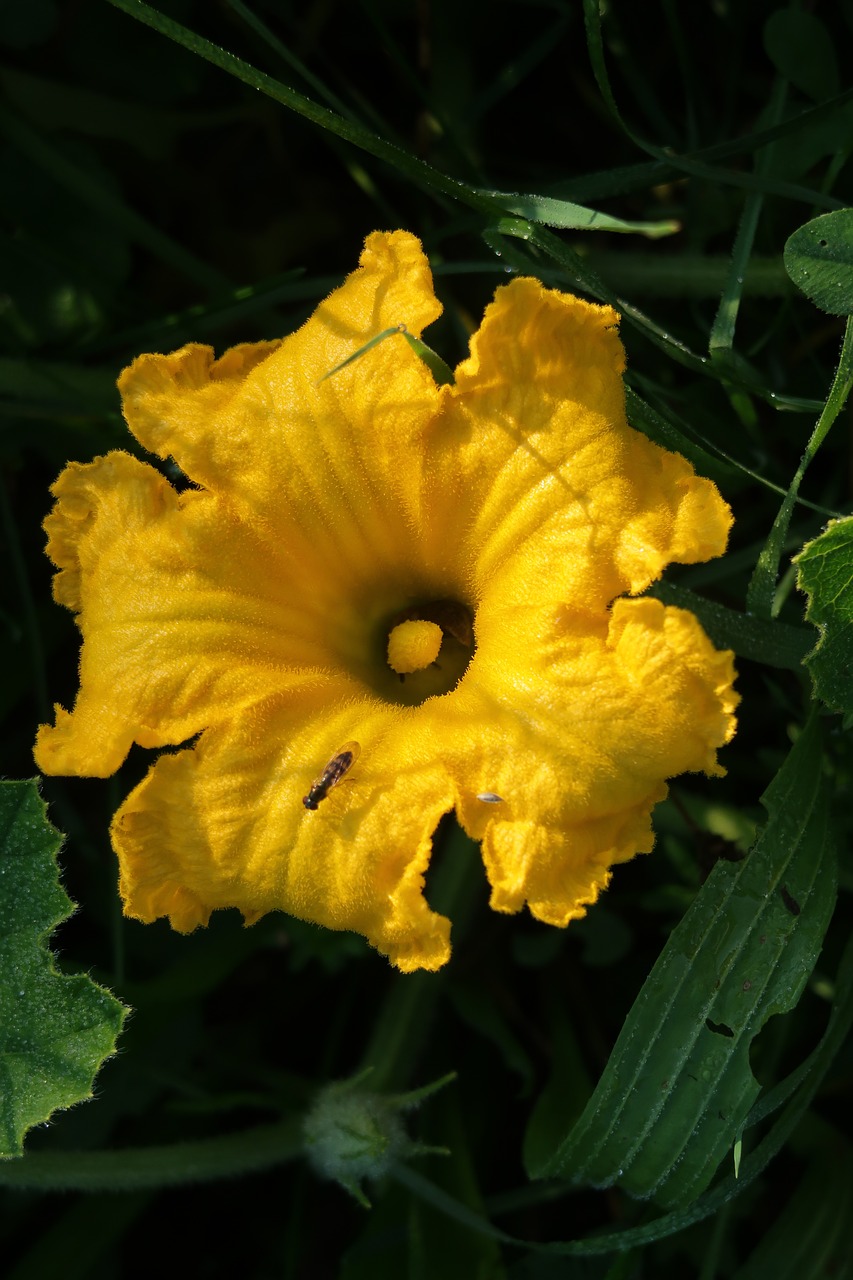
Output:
[
  {"xmin": 34, "ymin": 452, "xmax": 350, "ymax": 777},
  {"xmin": 448, "ymin": 597, "xmax": 737, "ymax": 923},
  {"xmin": 113, "ymin": 693, "xmax": 456, "ymax": 972},
  {"xmin": 421, "ymin": 278, "xmax": 732, "ymax": 612}
]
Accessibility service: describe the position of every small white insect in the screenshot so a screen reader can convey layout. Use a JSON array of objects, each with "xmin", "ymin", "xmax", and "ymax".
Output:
[{"xmin": 476, "ymin": 792, "xmax": 504, "ymax": 804}]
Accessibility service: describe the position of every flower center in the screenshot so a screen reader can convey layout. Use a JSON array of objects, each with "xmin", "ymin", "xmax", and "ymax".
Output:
[
  {"xmin": 387, "ymin": 620, "xmax": 443, "ymax": 674},
  {"xmin": 376, "ymin": 599, "xmax": 475, "ymax": 706}
]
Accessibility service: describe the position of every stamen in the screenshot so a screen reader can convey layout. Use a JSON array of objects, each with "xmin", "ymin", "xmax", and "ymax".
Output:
[{"xmin": 387, "ymin": 619, "xmax": 443, "ymax": 675}]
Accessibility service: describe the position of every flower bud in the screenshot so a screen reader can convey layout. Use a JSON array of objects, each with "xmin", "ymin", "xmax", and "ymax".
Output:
[{"xmin": 302, "ymin": 1070, "xmax": 453, "ymax": 1206}]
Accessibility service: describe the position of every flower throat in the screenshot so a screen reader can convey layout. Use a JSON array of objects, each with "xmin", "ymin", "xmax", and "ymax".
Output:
[{"xmin": 378, "ymin": 598, "xmax": 475, "ymax": 707}]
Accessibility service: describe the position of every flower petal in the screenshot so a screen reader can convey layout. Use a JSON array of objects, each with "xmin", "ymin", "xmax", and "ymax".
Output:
[
  {"xmin": 35, "ymin": 452, "xmax": 352, "ymax": 777},
  {"xmin": 422, "ymin": 278, "xmax": 732, "ymax": 611},
  {"xmin": 112, "ymin": 695, "xmax": 456, "ymax": 972},
  {"xmin": 446, "ymin": 595, "xmax": 737, "ymax": 924},
  {"xmin": 117, "ymin": 232, "xmax": 445, "ymax": 560},
  {"xmin": 483, "ymin": 802, "xmax": 660, "ymax": 925}
]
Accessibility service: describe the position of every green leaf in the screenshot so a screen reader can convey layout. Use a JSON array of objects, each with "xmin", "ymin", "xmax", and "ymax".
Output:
[
  {"xmin": 401, "ymin": 936, "xmax": 853, "ymax": 1257},
  {"xmin": 795, "ymin": 516, "xmax": 853, "ymax": 713},
  {"xmin": 528, "ymin": 714, "xmax": 837, "ymax": 1207},
  {"xmin": 784, "ymin": 210, "xmax": 853, "ymax": 316},
  {"xmin": 0, "ymin": 779, "xmax": 127, "ymax": 1159},
  {"xmin": 401, "ymin": 331, "xmax": 455, "ymax": 386},
  {"xmin": 764, "ymin": 10, "xmax": 839, "ymax": 102},
  {"xmin": 483, "ymin": 190, "xmax": 679, "ymax": 238}
]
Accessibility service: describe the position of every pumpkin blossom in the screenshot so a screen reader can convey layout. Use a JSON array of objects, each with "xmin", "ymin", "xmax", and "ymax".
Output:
[{"xmin": 34, "ymin": 231, "xmax": 738, "ymax": 972}]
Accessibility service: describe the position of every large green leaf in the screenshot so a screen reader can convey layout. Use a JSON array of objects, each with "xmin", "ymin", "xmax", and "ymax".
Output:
[
  {"xmin": 795, "ymin": 516, "xmax": 853, "ymax": 714},
  {"xmin": 527, "ymin": 714, "xmax": 836, "ymax": 1207},
  {"xmin": 0, "ymin": 779, "xmax": 127, "ymax": 1159}
]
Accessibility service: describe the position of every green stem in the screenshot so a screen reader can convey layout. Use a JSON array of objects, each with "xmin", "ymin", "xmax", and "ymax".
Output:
[
  {"xmin": 225, "ymin": 0, "xmax": 360, "ymax": 125},
  {"xmin": 0, "ymin": 1118, "xmax": 302, "ymax": 1192},
  {"xmin": 697, "ymin": 1201, "xmax": 731, "ymax": 1280}
]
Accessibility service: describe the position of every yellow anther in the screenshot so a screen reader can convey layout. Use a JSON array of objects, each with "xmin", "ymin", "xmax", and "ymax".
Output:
[{"xmin": 386, "ymin": 619, "xmax": 443, "ymax": 675}]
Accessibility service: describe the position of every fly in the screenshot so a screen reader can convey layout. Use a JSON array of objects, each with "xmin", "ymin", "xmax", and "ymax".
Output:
[{"xmin": 302, "ymin": 741, "xmax": 361, "ymax": 810}]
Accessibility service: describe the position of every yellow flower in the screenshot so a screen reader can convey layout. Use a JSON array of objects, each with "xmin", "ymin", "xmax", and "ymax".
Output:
[{"xmin": 35, "ymin": 231, "xmax": 738, "ymax": 972}]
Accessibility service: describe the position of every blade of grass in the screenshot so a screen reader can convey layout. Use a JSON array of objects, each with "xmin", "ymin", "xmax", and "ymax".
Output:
[
  {"xmin": 489, "ymin": 216, "xmax": 850, "ymax": 436},
  {"xmin": 537, "ymin": 82, "xmax": 853, "ymax": 208},
  {"xmin": 487, "ymin": 218, "xmax": 740, "ymax": 384},
  {"xmin": 102, "ymin": 0, "xmax": 681, "ymax": 238},
  {"xmin": 490, "ymin": 193, "xmax": 678, "ymax": 236},
  {"xmin": 484, "ymin": 221, "xmax": 848, "ymax": 515},
  {"xmin": 659, "ymin": 0, "xmax": 700, "ymax": 149},
  {"xmin": 709, "ymin": 79, "xmax": 788, "ymax": 359},
  {"xmin": 747, "ymin": 316, "xmax": 853, "ymax": 617},
  {"xmin": 583, "ymin": 251, "xmax": 790, "ymax": 300},
  {"xmin": 357, "ymin": 0, "xmax": 485, "ymax": 181},
  {"xmin": 580, "ymin": 0, "xmax": 846, "ymax": 211},
  {"xmin": 225, "ymin": 0, "xmax": 360, "ymax": 124},
  {"xmin": 76, "ymin": 269, "xmax": 322, "ymax": 358}
]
